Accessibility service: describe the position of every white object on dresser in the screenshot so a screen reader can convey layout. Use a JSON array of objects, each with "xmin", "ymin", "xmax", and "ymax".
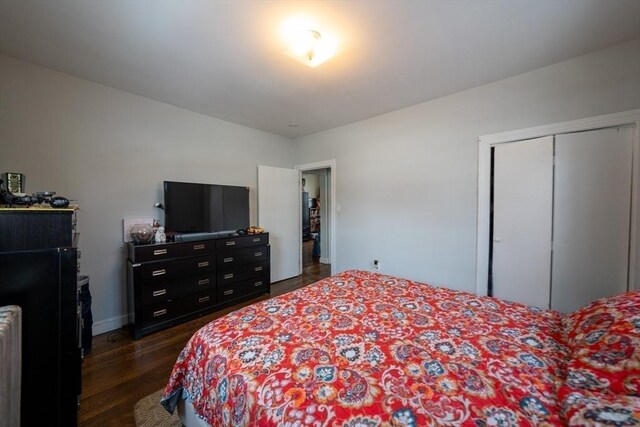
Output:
[{"xmin": 155, "ymin": 226, "xmax": 166, "ymax": 244}]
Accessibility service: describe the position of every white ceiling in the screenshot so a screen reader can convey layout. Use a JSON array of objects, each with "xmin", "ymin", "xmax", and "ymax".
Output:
[{"xmin": 1, "ymin": 1, "xmax": 639, "ymax": 138}]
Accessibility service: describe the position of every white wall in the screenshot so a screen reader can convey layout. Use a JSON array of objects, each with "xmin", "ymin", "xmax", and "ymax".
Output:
[
  {"xmin": 293, "ymin": 39, "xmax": 640, "ymax": 292},
  {"xmin": 302, "ymin": 174, "xmax": 319, "ymax": 198},
  {"xmin": 2, "ymin": 39, "xmax": 638, "ymax": 332},
  {"xmin": 0, "ymin": 55, "xmax": 295, "ymax": 333}
]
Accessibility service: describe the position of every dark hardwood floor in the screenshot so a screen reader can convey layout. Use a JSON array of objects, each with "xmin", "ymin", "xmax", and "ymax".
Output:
[{"xmin": 78, "ymin": 256, "xmax": 330, "ymax": 426}]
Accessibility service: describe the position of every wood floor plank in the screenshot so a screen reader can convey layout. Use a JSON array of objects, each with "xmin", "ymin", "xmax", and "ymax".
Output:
[{"xmin": 78, "ymin": 261, "xmax": 330, "ymax": 426}]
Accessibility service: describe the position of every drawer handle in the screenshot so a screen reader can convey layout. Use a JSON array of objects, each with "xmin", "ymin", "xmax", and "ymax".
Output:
[
  {"xmin": 226, "ymin": 241, "xmax": 236, "ymax": 246},
  {"xmin": 224, "ymin": 273, "xmax": 234, "ymax": 280},
  {"xmin": 193, "ymin": 244, "xmax": 205, "ymax": 250},
  {"xmin": 223, "ymin": 257, "xmax": 234, "ymax": 263},
  {"xmin": 252, "ymin": 237, "xmax": 260, "ymax": 242},
  {"xmin": 152, "ymin": 269, "xmax": 166, "ymax": 276},
  {"xmin": 223, "ymin": 289, "xmax": 234, "ymax": 296},
  {"xmin": 198, "ymin": 261, "xmax": 210, "ymax": 268},
  {"xmin": 153, "ymin": 309, "xmax": 167, "ymax": 317},
  {"xmin": 199, "ymin": 296, "xmax": 210, "ymax": 303},
  {"xmin": 198, "ymin": 279, "xmax": 210, "ymax": 286},
  {"xmin": 153, "ymin": 249, "xmax": 168, "ymax": 255},
  {"xmin": 255, "ymin": 266, "xmax": 263, "ymax": 272},
  {"xmin": 254, "ymin": 281, "xmax": 263, "ymax": 287},
  {"xmin": 152, "ymin": 289, "xmax": 167, "ymax": 297},
  {"xmin": 255, "ymin": 252, "xmax": 262, "ymax": 257}
]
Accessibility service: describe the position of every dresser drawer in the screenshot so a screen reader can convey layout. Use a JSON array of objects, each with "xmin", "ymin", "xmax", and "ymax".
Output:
[
  {"xmin": 215, "ymin": 233, "xmax": 269, "ymax": 251},
  {"xmin": 177, "ymin": 255, "xmax": 215, "ymax": 275},
  {"xmin": 239, "ymin": 275, "xmax": 269, "ymax": 295},
  {"xmin": 177, "ymin": 289, "xmax": 217, "ymax": 313},
  {"xmin": 217, "ymin": 262, "xmax": 269, "ymax": 286},
  {"xmin": 217, "ymin": 275, "xmax": 269, "ymax": 303},
  {"xmin": 180, "ymin": 274, "xmax": 216, "ymax": 296},
  {"xmin": 142, "ymin": 301, "xmax": 182, "ymax": 327},
  {"xmin": 178, "ymin": 240, "xmax": 216, "ymax": 257},
  {"xmin": 244, "ymin": 233, "xmax": 269, "ymax": 246},
  {"xmin": 217, "ymin": 246, "xmax": 268, "ymax": 267},
  {"xmin": 130, "ymin": 243, "xmax": 181, "ymax": 263},
  {"xmin": 142, "ymin": 288, "xmax": 216, "ymax": 328},
  {"xmin": 141, "ymin": 280, "xmax": 180, "ymax": 306},
  {"xmin": 140, "ymin": 260, "xmax": 178, "ymax": 283},
  {"xmin": 248, "ymin": 279, "xmax": 270, "ymax": 295}
]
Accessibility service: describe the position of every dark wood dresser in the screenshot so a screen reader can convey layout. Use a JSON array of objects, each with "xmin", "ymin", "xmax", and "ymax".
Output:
[
  {"xmin": 0, "ymin": 207, "xmax": 81, "ymax": 426},
  {"xmin": 127, "ymin": 233, "xmax": 270, "ymax": 339}
]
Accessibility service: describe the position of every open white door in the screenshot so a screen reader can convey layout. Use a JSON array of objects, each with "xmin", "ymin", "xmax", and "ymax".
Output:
[{"xmin": 258, "ymin": 165, "xmax": 301, "ymax": 282}]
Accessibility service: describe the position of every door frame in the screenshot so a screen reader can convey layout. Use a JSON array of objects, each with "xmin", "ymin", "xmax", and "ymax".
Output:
[
  {"xmin": 476, "ymin": 109, "xmax": 640, "ymax": 297},
  {"xmin": 295, "ymin": 159, "xmax": 337, "ymax": 275}
]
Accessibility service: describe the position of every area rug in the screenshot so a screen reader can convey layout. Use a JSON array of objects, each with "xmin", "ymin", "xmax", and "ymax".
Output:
[{"xmin": 133, "ymin": 388, "xmax": 181, "ymax": 427}]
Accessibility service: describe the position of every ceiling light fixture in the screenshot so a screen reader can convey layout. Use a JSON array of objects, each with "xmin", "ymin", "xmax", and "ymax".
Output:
[{"xmin": 281, "ymin": 17, "xmax": 338, "ymax": 68}]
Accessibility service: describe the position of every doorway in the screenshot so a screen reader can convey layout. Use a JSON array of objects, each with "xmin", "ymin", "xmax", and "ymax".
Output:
[
  {"xmin": 257, "ymin": 160, "xmax": 336, "ymax": 283},
  {"xmin": 301, "ymin": 170, "xmax": 329, "ymax": 273},
  {"xmin": 295, "ymin": 160, "xmax": 336, "ymax": 278}
]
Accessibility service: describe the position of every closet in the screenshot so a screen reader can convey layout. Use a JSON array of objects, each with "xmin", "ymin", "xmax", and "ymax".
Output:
[{"xmin": 490, "ymin": 125, "xmax": 634, "ymax": 312}]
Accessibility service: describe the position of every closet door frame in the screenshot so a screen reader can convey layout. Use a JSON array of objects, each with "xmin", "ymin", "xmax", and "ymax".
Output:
[{"xmin": 476, "ymin": 109, "xmax": 640, "ymax": 298}]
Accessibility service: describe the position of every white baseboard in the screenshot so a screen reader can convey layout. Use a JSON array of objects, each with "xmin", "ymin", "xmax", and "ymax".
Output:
[
  {"xmin": 92, "ymin": 314, "xmax": 128, "ymax": 336},
  {"xmin": 320, "ymin": 257, "xmax": 330, "ymax": 264}
]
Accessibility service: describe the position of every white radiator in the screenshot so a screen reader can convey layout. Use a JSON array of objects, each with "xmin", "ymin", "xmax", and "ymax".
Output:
[{"xmin": 0, "ymin": 305, "xmax": 21, "ymax": 427}]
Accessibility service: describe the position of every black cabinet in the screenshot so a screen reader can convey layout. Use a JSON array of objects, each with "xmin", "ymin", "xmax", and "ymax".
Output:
[
  {"xmin": 127, "ymin": 233, "xmax": 270, "ymax": 339},
  {"xmin": 0, "ymin": 208, "xmax": 81, "ymax": 426},
  {"xmin": 0, "ymin": 209, "xmax": 75, "ymax": 251}
]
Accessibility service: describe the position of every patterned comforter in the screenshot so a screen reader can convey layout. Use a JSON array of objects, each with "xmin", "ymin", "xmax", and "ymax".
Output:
[{"xmin": 162, "ymin": 270, "xmax": 572, "ymax": 426}]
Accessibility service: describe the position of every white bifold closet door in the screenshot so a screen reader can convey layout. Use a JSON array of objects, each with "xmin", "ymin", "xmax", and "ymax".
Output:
[
  {"xmin": 493, "ymin": 136, "xmax": 554, "ymax": 308},
  {"xmin": 492, "ymin": 127, "xmax": 633, "ymax": 312},
  {"xmin": 551, "ymin": 127, "xmax": 633, "ymax": 312}
]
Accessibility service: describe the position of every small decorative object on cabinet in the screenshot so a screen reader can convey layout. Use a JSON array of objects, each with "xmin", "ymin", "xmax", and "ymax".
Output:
[
  {"xmin": 127, "ymin": 233, "xmax": 270, "ymax": 339},
  {"xmin": 155, "ymin": 226, "xmax": 166, "ymax": 243},
  {"xmin": 2, "ymin": 172, "xmax": 25, "ymax": 193},
  {"xmin": 130, "ymin": 223, "xmax": 154, "ymax": 243}
]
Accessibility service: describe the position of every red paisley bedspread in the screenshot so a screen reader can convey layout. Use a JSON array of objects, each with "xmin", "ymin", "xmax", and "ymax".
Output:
[{"xmin": 161, "ymin": 270, "xmax": 569, "ymax": 426}]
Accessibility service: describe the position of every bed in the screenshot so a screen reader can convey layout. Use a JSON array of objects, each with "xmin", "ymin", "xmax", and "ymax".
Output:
[{"xmin": 161, "ymin": 270, "xmax": 640, "ymax": 426}]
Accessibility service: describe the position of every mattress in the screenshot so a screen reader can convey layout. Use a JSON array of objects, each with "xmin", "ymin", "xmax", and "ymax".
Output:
[{"xmin": 162, "ymin": 270, "xmax": 574, "ymax": 425}]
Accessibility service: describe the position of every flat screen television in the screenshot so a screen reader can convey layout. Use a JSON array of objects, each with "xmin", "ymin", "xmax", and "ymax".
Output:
[{"xmin": 163, "ymin": 181, "xmax": 249, "ymax": 234}]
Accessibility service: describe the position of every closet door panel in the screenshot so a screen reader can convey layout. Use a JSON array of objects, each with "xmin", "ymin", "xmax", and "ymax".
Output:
[
  {"xmin": 552, "ymin": 127, "xmax": 633, "ymax": 312},
  {"xmin": 493, "ymin": 136, "xmax": 553, "ymax": 308}
]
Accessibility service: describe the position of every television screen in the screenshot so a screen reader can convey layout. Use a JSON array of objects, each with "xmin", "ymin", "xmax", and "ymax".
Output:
[{"xmin": 164, "ymin": 181, "xmax": 249, "ymax": 233}]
